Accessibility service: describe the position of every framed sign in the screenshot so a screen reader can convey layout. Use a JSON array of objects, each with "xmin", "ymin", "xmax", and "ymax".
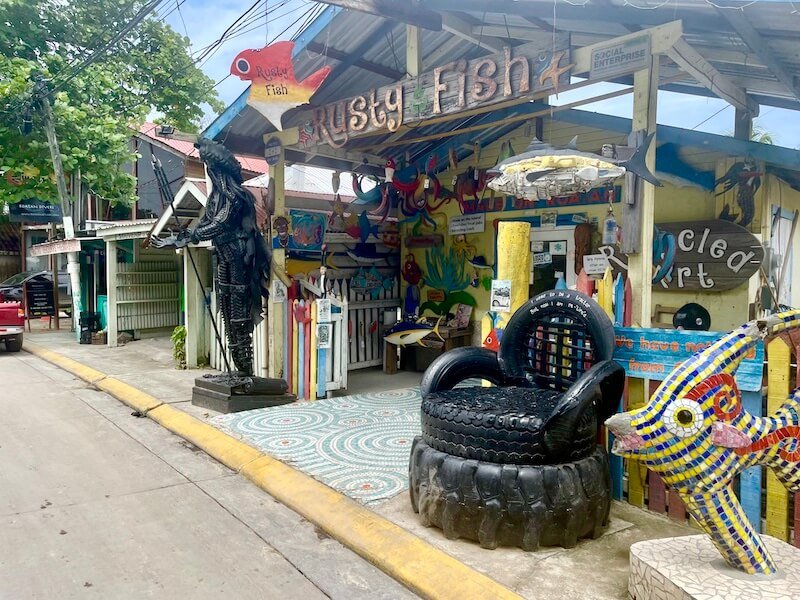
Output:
[
  {"xmin": 490, "ymin": 280, "xmax": 512, "ymax": 312},
  {"xmin": 24, "ymin": 278, "xmax": 55, "ymax": 317}
]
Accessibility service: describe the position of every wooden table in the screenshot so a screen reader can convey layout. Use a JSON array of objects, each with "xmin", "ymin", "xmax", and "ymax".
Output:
[{"xmin": 384, "ymin": 325, "xmax": 473, "ymax": 374}]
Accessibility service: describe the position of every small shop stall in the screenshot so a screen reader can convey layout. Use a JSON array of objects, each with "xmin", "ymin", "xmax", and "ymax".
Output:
[{"xmin": 201, "ymin": 0, "xmax": 800, "ymax": 538}]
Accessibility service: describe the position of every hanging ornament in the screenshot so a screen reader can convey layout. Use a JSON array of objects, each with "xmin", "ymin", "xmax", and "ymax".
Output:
[
  {"xmin": 384, "ymin": 158, "xmax": 396, "ymax": 182},
  {"xmin": 331, "ymin": 171, "xmax": 341, "ymax": 193},
  {"xmin": 602, "ymin": 204, "xmax": 618, "ymax": 246}
]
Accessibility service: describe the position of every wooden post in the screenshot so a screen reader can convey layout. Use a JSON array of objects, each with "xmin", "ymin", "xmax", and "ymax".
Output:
[
  {"xmin": 406, "ymin": 24, "xmax": 422, "ymax": 77},
  {"xmin": 184, "ymin": 247, "xmax": 210, "ymax": 368},
  {"xmin": 625, "ymin": 56, "xmax": 658, "ymax": 328},
  {"xmin": 495, "ymin": 222, "xmax": 531, "ymax": 332},
  {"xmin": 269, "ymin": 147, "xmax": 286, "ymax": 379},
  {"xmin": 106, "ymin": 240, "xmax": 118, "ymax": 347},
  {"xmin": 734, "ymin": 107, "xmax": 753, "ymax": 141},
  {"xmin": 766, "ymin": 336, "xmax": 791, "ymax": 541}
]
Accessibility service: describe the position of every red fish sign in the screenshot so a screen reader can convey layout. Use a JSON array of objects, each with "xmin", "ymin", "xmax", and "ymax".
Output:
[{"xmin": 231, "ymin": 41, "xmax": 331, "ymax": 130}]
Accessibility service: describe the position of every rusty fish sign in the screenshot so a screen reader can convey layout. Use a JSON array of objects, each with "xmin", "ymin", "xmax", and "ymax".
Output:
[
  {"xmin": 294, "ymin": 36, "xmax": 572, "ymax": 148},
  {"xmin": 600, "ymin": 220, "xmax": 764, "ymax": 291}
]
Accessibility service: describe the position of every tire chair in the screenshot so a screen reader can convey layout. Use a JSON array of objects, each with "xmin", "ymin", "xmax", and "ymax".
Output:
[{"xmin": 409, "ymin": 289, "xmax": 625, "ymax": 550}]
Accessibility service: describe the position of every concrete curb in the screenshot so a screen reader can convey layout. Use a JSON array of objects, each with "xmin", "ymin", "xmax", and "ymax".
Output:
[{"xmin": 24, "ymin": 342, "xmax": 523, "ymax": 600}]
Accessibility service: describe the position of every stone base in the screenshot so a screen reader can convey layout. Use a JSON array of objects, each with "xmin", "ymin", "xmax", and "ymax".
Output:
[
  {"xmin": 191, "ymin": 375, "xmax": 294, "ymax": 413},
  {"xmin": 629, "ymin": 535, "xmax": 800, "ymax": 600}
]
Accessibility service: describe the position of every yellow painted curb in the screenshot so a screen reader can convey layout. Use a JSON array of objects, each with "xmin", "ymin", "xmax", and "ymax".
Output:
[{"xmin": 23, "ymin": 342, "xmax": 523, "ymax": 600}]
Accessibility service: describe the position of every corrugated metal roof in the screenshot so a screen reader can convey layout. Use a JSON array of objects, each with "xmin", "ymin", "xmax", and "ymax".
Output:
[
  {"xmin": 137, "ymin": 122, "xmax": 269, "ymax": 175},
  {"xmin": 206, "ymin": 1, "xmax": 800, "ymax": 174}
]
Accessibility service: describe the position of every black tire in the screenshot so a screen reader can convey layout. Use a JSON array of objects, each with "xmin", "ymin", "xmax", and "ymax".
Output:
[
  {"xmin": 498, "ymin": 289, "xmax": 614, "ymax": 391},
  {"xmin": 5, "ymin": 334, "xmax": 22, "ymax": 352},
  {"xmin": 420, "ymin": 347, "xmax": 510, "ymax": 396},
  {"xmin": 421, "ymin": 385, "xmax": 569, "ymax": 464},
  {"xmin": 409, "ymin": 437, "xmax": 611, "ymax": 550}
]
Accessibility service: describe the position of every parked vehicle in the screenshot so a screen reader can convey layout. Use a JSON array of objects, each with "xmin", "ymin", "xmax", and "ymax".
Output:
[
  {"xmin": 0, "ymin": 270, "xmax": 72, "ymax": 315},
  {"xmin": 0, "ymin": 301, "xmax": 24, "ymax": 352}
]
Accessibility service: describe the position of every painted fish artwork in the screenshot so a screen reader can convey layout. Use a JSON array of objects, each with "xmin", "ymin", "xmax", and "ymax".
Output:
[
  {"xmin": 605, "ymin": 311, "xmax": 800, "ymax": 575},
  {"xmin": 384, "ymin": 319, "xmax": 442, "ymax": 347},
  {"xmin": 230, "ymin": 41, "xmax": 331, "ymax": 130},
  {"xmin": 487, "ymin": 135, "xmax": 661, "ymax": 200},
  {"xmin": 350, "ymin": 267, "xmax": 393, "ymax": 300}
]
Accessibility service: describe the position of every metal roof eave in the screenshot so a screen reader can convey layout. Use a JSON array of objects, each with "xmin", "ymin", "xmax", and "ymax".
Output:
[
  {"xmin": 551, "ymin": 108, "xmax": 800, "ymax": 171},
  {"xmin": 201, "ymin": 5, "xmax": 343, "ymax": 142}
]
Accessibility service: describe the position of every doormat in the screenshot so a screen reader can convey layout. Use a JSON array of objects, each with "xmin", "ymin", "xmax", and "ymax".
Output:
[{"xmin": 210, "ymin": 388, "xmax": 422, "ymax": 505}]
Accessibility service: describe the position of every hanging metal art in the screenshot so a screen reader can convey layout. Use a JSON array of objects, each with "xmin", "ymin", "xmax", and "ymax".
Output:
[
  {"xmin": 487, "ymin": 135, "xmax": 661, "ymax": 200},
  {"xmin": 716, "ymin": 160, "xmax": 762, "ymax": 228}
]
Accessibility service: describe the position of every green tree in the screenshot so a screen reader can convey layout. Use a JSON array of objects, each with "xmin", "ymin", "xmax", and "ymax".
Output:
[{"xmin": 0, "ymin": 0, "xmax": 225, "ymax": 207}]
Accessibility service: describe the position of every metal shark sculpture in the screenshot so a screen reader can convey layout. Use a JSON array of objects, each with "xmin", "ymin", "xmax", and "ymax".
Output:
[
  {"xmin": 487, "ymin": 134, "xmax": 661, "ymax": 200},
  {"xmin": 605, "ymin": 311, "xmax": 800, "ymax": 575}
]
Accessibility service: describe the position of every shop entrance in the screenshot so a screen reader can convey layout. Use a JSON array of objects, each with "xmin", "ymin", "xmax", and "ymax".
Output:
[{"xmin": 530, "ymin": 226, "xmax": 577, "ymax": 295}]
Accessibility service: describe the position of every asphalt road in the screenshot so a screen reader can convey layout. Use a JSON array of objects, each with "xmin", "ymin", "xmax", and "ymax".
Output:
[{"xmin": 0, "ymin": 349, "xmax": 418, "ymax": 600}]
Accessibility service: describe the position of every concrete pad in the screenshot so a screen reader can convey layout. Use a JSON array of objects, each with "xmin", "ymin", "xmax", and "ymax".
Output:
[
  {"xmin": 197, "ymin": 476, "xmax": 419, "ymax": 600},
  {"xmin": 0, "ymin": 414, "xmax": 186, "ymax": 515},
  {"xmin": 374, "ymin": 496, "xmax": 695, "ymax": 599},
  {"xmin": 0, "ymin": 483, "xmax": 329, "ymax": 600}
]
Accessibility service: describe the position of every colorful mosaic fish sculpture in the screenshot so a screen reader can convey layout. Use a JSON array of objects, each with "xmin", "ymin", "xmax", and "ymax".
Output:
[{"xmin": 605, "ymin": 311, "xmax": 800, "ymax": 574}]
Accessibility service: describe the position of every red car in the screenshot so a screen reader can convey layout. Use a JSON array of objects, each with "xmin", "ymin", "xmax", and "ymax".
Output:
[{"xmin": 0, "ymin": 301, "xmax": 24, "ymax": 352}]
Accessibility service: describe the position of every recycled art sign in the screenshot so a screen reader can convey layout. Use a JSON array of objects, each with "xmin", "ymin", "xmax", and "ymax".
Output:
[
  {"xmin": 294, "ymin": 36, "xmax": 572, "ymax": 148},
  {"xmin": 600, "ymin": 220, "xmax": 764, "ymax": 291},
  {"xmin": 613, "ymin": 327, "xmax": 764, "ymax": 392}
]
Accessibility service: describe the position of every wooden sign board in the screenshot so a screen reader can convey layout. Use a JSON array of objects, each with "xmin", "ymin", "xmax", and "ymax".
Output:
[
  {"xmin": 290, "ymin": 36, "xmax": 571, "ymax": 148},
  {"xmin": 600, "ymin": 219, "xmax": 764, "ymax": 292}
]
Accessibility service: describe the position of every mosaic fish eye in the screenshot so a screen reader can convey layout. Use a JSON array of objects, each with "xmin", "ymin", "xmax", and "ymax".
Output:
[{"xmin": 662, "ymin": 398, "xmax": 705, "ymax": 438}]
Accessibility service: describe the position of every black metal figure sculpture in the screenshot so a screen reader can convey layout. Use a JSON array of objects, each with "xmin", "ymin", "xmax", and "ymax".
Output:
[{"xmin": 155, "ymin": 139, "xmax": 271, "ymax": 376}]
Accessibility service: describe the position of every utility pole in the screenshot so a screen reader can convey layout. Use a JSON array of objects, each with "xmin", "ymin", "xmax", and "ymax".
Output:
[{"xmin": 34, "ymin": 76, "xmax": 83, "ymax": 334}]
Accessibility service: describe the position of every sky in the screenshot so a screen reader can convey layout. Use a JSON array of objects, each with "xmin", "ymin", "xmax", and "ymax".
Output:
[{"xmin": 161, "ymin": 0, "xmax": 800, "ymax": 149}]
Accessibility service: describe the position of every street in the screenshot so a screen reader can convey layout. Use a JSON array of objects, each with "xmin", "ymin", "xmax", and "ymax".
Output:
[{"xmin": 0, "ymin": 350, "xmax": 417, "ymax": 600}]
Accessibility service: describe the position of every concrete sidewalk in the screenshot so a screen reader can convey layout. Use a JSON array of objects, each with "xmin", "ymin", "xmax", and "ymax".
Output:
[
  {"xmin": 23, "ymin": 330, "xmax": 696, "ymax": 599},
  {"xmin": 0, "ymin": 349, "xmax": 419, "ymax": 600}
]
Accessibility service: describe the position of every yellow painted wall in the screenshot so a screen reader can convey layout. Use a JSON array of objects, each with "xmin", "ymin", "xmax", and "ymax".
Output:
[{"xmin": 398, "ymin": 120, "xmax": 794, "ymax": 335}]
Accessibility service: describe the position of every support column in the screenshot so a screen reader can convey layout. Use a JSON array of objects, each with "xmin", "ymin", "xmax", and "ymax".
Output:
[
  {"xmin": 184, "ymin": 247, "xmax": 210, "ymax": 368},
  {"xmin": 406, "ymin": 25, "xmax": 422, "ymax": 77},
  {"xmin": 269, "ymin": 148, "xmax": 286, "ymax": 379},
  {"xmin": 495, "ymin": 221, "xmax": 532, "ymax": 332},
  {"xmin": 626, "ymin": 56, "xmax": 659, "ymax": 329},
  {"xmin": 734, "ymin": 107, "xmax": 753, "ymax": 141},
  {"xmin": 106, "ymin": 240, "xmax": 118, "ymax": 347}
]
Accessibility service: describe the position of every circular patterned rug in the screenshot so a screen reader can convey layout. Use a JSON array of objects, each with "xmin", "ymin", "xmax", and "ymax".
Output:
[{"xmin": 212, "ymin": 388, "xmax": 422, "ymax": 504}]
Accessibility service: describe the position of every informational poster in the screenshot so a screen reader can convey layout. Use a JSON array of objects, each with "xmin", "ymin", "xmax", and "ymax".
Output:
[
  {"xmin": 583, "ymin": 254, "xmax": 610, "ymax": 275},
  {"xmin": 317, "ymin": 323, "xmax": 332, "ymax": 349},
  {"xmin": 271, "ymin": 279, "xmax": 287, "ymax": 303},
  {"xmin": 448, "ymin": 213, "xmax": 485, "ymax": 235},
  {"xmin": 490, "ymin": 279, "xmax": 511, "ymax": 312},
  {"xmin": 316, "ymin": 299, "xmax": 331, "ymax": 323}
]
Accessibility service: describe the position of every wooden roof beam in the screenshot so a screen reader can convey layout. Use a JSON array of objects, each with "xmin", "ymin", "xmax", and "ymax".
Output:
[
  {"xmin": 722, "ymin": 9, "xmax": 800, "ymax": 102},
  {"xmin": 306, "ymin": 41, "xmax": 404, "ymax": 80},
  {"xmin": 310, "ymin": 0, "xmax": 442, "ymax": 31},
  {"xmin": 667, "ymin": 38, "xmax": 758, "ymax": 115},
  {"xmin": 441, "ymin": 12, "xmax": 504, "ymax": 53}
]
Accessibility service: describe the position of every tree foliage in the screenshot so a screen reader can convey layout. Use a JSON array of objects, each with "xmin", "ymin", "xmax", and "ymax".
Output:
[{"xmin": 0, "ymin": 0, "xmax": 225, "ymax": 206}]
